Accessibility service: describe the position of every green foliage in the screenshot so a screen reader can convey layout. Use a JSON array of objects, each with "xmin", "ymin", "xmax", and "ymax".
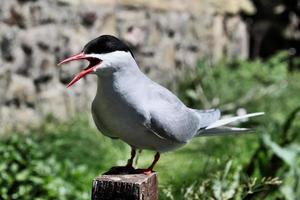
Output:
[
  {"xmin": 178, "ymin": 51, "xmax": 291, "ymax": 110},
  {"xmin": 0, "ymin": 134, "xmax": 89, "ymax": 200},
  {"xmin": 0, "ymin": 117, "xmax": 128, "ymax": 200},
  {"xmin": 162, "ymin": 161, "xmax": 281, "ymax": 200},
  {"xmin": 262, "ymin": 134, "xmax": 300, "ymax": 200}
]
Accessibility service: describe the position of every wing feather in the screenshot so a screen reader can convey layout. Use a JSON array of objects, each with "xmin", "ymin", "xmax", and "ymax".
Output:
[{"xmin": 143, "ymin": 83, "xmax": 200, "ymax": 143}]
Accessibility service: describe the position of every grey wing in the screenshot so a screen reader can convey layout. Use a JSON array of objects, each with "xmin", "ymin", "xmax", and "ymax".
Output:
[
  {"xmin": 191, "ymin": 108, "xmax": 221, "ymax": 128},
  {"xmin": 144, "ymin": 83, "xmax": 200, "ymax": 143}
]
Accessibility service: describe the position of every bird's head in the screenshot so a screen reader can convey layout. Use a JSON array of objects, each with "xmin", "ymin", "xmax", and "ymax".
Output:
[{"xmin": 58, "ymin": 35, "xmax": 135, "ymax": 87}]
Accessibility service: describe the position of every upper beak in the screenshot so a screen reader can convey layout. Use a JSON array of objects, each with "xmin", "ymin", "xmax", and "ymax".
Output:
[
  {"xmin": 58, "ymin": 52, "xmax": 87, "ymax": 66},
  {"xmin": 58, "ymin": 52, "xmax": 101, "ymax": 88}
]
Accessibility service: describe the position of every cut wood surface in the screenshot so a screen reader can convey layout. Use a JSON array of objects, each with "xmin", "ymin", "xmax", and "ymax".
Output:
[{"xmin": 92, "ymin": 173, "xmax": 158, "ymax": 200}]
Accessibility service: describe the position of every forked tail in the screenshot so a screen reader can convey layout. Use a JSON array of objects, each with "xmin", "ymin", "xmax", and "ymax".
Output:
[{"xmin": 196, "ymin": 112, "xmax": 264, "ymax": 136}]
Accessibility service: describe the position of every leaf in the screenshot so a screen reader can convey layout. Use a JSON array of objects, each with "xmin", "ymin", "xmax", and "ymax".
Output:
[{"xmin": 262, "ymin": 134, "xmax": 297, "ymax": 167}]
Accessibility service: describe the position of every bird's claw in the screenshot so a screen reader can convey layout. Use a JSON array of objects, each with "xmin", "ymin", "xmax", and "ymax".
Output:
[{"xmin": 134, "ymin": 168, "xmax": 154, "ymax": 175}]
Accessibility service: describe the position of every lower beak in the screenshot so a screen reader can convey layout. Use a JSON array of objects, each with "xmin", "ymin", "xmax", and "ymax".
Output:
[{"xmin": 58, "ymin": 52, "xmax": 100, "ymax": 88}]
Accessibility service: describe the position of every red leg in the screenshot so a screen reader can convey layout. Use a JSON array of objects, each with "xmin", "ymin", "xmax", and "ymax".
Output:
[
  {"xmin": 147, "ymin": 152, "xmax": 160, "ymax": 171},
  {"xmin": 135, "ymin": 152, "xmax": 160, "ymax": 175}
]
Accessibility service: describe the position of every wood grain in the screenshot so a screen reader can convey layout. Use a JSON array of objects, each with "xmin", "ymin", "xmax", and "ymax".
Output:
[{"xmin": 92, "ymin": 173, "xmax": 158, "ymax": 200}]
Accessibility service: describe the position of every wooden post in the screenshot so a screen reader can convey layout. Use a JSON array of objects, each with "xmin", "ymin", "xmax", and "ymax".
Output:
[{"xmin": 92, "ymin": 173, "xmax": 158, "ymax": 200}]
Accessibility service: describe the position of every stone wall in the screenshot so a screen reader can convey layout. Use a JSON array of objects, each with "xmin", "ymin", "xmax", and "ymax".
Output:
[{"xmin": 0, "ymin": 0, "xmax": 254, "ymax": 131}]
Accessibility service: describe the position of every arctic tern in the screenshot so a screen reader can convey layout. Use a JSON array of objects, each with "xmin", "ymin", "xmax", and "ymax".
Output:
[{"xmin": 58, "ymin": 35, "xmax": 264, "ymax": 173}]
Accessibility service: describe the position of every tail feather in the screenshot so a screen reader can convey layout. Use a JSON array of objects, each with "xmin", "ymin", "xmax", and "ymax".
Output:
[
  {"xmin": 198, "ymin": 126, "xmax": 251, "ymax": 137},
  {"xmin": 196, "ymin": 112, "xmax": 264, "ymax": 137},
  {"xmin": 205, "ymin": 112, "xmax": 264, "ymax": 129}
]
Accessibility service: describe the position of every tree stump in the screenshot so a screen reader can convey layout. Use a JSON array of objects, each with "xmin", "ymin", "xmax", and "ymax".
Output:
[{"xmin": 92, "ymin": 173, "xmax": 158, "ymax": 200}]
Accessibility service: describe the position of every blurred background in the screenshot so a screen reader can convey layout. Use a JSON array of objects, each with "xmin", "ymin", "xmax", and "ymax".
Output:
[{"xmin": 0, "ymin": 0, "xmax": 299, "ymax": 199}]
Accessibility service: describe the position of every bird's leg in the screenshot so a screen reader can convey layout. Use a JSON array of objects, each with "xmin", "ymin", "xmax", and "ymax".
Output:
[
  {"xmin": 126, "ymin": 147, "xmax": 136, "ymax": 168},
  {"xmin": 135, "ymin": 152, "xmax": 160, "ymax": 175},
  {"xmin": 147, "ymin": 152, "xmax": 160, "ymax": 171},
  {"xmin": 104, "ymin": 147, "xmax": 136, "ymax": 175}
]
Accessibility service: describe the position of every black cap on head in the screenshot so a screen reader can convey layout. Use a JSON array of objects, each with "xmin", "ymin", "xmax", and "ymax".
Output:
[{"xmin": 83, "ymin": 35, "xmax": 134, "ymax": 57}]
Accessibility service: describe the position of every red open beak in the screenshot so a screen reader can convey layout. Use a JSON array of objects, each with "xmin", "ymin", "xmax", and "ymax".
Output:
[{"xmin": 58, "ymin": 52, "xmax": 101, "ymax": 88}]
